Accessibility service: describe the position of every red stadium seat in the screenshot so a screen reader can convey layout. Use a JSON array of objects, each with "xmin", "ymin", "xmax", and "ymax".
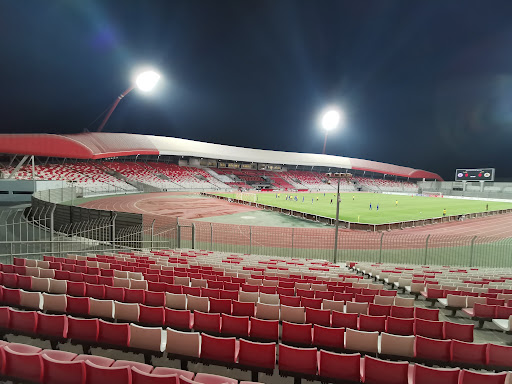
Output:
[
  {"xmin": 66, "ymin": 296, "xmax": 90, "ymax": 316},
  {"xmin": 415, "ymin": 335, "xmax": 452, "ymax": 363},
  {"xmin": 67, "ymin": 316, "xmax": 99, "ymax": 343},
  {"xmin": 415, "ymin": 307, "xmax": 439, "ymax": 321},
  {"xmin": 238, "ymin": 339, "xmax": 276, "ymax": 370},
  {"xmin": 451, "ymin": 339, "xmax": 487, "ymax": 366},
  {"xmin": 42, "ymin": 354, "xmax": 85, "ymax": 384},
  {"xmin": 443, "ymin": 321, "xmax": 474, "ymax": 342},
  {"xmin": 412, "ymin": 364, "xmax": 460, "ymax": 384},
  {"xmin": 3, "ymin": 344, "xmax": 43, "ymax": 383},
  {"xmin": 368, "ymin": 303, "xmax": 391, "ymax": 316},
  {"xmin": 193, "ymin": 311, "xmax": 221, "ymax": 334},
  {"xmin": 85, "ymin": 283, "xmax": 105, "ymax": 299},
  {"xmin": 362, "ymin": 356, "xmax": 409, "ymax": 384},
  {"xmin": 9, "ymin": 308, "xmax": 37, "ymax": 334},
  {"xmin": 232, "ymin": 300, "xmax": 255, "ymax": 317},
  {"xmin": 318, "ymin": 350, "xmax": 360, "ymax": 382},
  {"xmin": 139, "ymin": 304, "xmax": 165, "ymax": 326},
  {"xmin": 98, "ymin": 319, "xmax": 129, "ymax": 347},
  {"xmin": 385, "ymin": 316, "xmax": 414, "ymax": 336},
  {"xmin": 67, "ymin": 281, "xmax": 86, "ymax": 297},
  {"xmin": 249, "ymin": 318, "xmax": 279, "ymax": 341},
  {"xmin": 144, "ymin": 290, "xmax": 166, "ymax": 307},
  {"xmin": 37, "ymin": 312, "xmax": 68, "ymax": 339},
  {"xmin": 312, "ymin": 324, "xmax": 344, "ymax": 349},
  {"xmin": 359, "ymin": 314, "xmax": 386, "ymax": 332},
  {"xmin": 279, "ymin": 295, "xmax": 301, "ymax": 307},
  {"xmin": 194, "ymin": 372, "xmax": 237, "ymax": 384},
  {"xmin": 486, "ymin": 343, "xmax": 512, "ymax": 370},
  {"xmin": 124, "ymin": 288, "xmax": 145, "ymax": 303},
  {"xmin": 164, "ymin": 308, "xmax": 193, "ymax": 330},
  {"xmin": 301, "ymin": 297, "xmax": 322, "ymax": 309},
  {"xmin": 278, "ymin": 343, "xmax": 317, "ymax": 376},
  {"xmin": 131, "ymin": 367, "xmax": 178, "ymax": 384},
  {"xmin": 391, "ymin": 305, "xmax": 414, "ymax": 319},
  {"xmin": 281, "ymin": 321, "xmax": 312, "ymax": 345},
  {"xmin": 221, "ymin": 314, "xmax": 249, "ymax": 337},
  {"xmin": 415, "ymin": 318, "xmax": 444, "ymax": 339},
  {"xmin": 209, "ymin": 298, "xmax": 232, "ymax": 314},
  {"xmin": 458, "ymin": 370, "xmax": 507, "ymax": 384},
  {"xmin": 331, "ymin": 311, "xmax": 357, "ymax": 329},
  {"xmin": 84, "ymin": 360, "xmax": 131, "ymax": 384},
  {"xmin": 200, "ymin": 334, "xmax": 238, "ymax": 363},
  {"xmin": 305, "ymin": 307, "xmax": 331, "ymax": 326}
]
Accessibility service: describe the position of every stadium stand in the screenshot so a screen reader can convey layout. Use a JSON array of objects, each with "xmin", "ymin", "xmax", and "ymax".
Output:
[{"xmin": 0, "ymin": 250, "xmax": 511, "ymax": 384}]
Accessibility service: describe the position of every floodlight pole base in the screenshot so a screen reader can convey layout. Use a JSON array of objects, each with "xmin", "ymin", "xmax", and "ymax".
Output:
[{"xmin": 333, "ymin": 176, "xmax": 341, "ymax": 264}]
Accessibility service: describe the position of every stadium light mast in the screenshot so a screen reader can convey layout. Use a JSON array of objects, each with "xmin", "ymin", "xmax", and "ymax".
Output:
[
  {"xmin": 326, "ymin": 172, "xmax": 352, "ymax": 264},
  {"xmin": 97, "ymin": 70, "xmax": 161, "ymax": 132},
  {"xmin": 321, "ymin": 107, "xmax": 343, "ymax": 154}
]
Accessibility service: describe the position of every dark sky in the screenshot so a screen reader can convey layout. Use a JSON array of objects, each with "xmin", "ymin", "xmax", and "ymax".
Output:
[{"xmin": 2, "ymin": 0, "xmax": 512, "ymax": 180}]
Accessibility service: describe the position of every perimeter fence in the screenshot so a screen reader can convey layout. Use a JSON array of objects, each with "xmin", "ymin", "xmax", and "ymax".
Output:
[{"xmin": 1, "ymin": 186, "xmax": 511, "ymax": 268}]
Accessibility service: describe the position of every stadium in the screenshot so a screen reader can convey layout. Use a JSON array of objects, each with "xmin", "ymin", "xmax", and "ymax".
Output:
[
  {"xmin": 1, "ymin": 131, "xmax": 512, "ymax": 384},
  {"xmin": 3, "ymin": 1, "xmax": 512, "ymax": 384}
]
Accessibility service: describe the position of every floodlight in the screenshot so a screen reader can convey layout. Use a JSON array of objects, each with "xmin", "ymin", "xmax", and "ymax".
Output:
[
  {"xmin": 135, "ymin": 70, "xmax": 161, "ymax": 92},
  {"xmin": 321, "ymin": 109, "xmax": 342, "ymax": 131},
  {"xmin": 96, "ymin": 68, "xmax": 161, "ymax": 132}
]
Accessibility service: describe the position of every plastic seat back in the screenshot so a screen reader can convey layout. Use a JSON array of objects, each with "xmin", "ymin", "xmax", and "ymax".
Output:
[
  {"xmin": 345, "ymin": 328, "xmax": 379, "ymax": 354},
  {"xmin": 166, "ymin": 328, "xmax": 201, "ymax": 357},
  {"xmin": 129, "ymin": 324, "xmax": 164, "ymax": 352},
  {"xmin": 380, "ymin": 332, "xmax": 414, "ymax": 357},
  {"xmin": 238, "ymin": 339, "xmax": 276, "ymax": 370},
  {"xmin": 42, "ymin": 354, "xmax": 85, "ymax": 384},
  {"xmin": 249, "ymin": 317, "xmax": 279, "ymax": 341},
  {"xmin": 318, "ymin": 350, "xmax": 360, "ymax": 382},
  {"xmin": 278, "ymin": 343, "xmax": 317, "ymax": 375},
  {"xmin": 412, "ymin": 364, "xmax": 460, "ymax": 384},
  {"xmin": 362, "ymin": 355, "xmax": 409, "ymax": 384},
  {"xmin": 281, "ymin": 321, "xmax": 312, "ymax": 345},
  {"xmin": 200, "ymin": 334, "xmax": 237, "ymax": 363},
  {"xmin": 312, "ymin": 324, "xmax": 344, "ymax": 349}
]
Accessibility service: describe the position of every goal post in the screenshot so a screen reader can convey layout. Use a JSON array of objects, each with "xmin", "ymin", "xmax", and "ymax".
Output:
[
  {"xmin": 423, "ymin": 191, "xmax": 443, "ymax": 197},
  {"xmin": 235, "ymin": 192, "xmax": 257, "ymax": 203}
]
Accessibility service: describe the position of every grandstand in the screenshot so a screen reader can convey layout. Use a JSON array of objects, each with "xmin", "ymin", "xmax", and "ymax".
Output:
[{"xmin": 0, "ymin": 133, "xmax": 439, "ymax": 196}]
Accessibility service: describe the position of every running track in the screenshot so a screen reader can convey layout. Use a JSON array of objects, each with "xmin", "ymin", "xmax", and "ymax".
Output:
[{"xmin": 79, "ymin": 192, "xmax": 512, "ymax": 249}]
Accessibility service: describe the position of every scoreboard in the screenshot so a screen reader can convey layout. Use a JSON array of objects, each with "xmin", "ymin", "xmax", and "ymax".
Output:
[{"xmin": 455, "ymin": 168, "xmax": 494, "ymax": 181}]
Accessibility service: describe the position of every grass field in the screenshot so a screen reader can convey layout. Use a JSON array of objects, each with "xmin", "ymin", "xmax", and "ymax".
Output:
[{"xmin": 216, "ymin": 192, "xmax": 512, "ymax": 224}]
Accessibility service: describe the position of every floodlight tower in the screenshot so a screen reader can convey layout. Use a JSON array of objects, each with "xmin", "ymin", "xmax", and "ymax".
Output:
[
  {"xmin": 326, "ymin": 171, "xmax": 352, "ymax": 264},
  {"xmin": 321, "ymin": 108, "xmax": 342, "ymax": 154},
  {"xmin": 97, "ymin": 70, "xmax": 161, "ymax": 132}
]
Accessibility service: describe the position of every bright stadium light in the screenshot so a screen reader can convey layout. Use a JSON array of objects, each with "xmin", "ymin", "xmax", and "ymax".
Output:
[
  {"xmin": 320, "ymin": 107, "xmax": 344, "ymax": 154},
  {"xmin": 135, "ymin": 70, "xmax": 161, "ymax": 92},
  {"xmin": 322, "ymin": 109, "xmax": 341, "ymax": 131},
  {"xmin": 96, "ymin": 68, "xmax": 162, "ymax": 132}
]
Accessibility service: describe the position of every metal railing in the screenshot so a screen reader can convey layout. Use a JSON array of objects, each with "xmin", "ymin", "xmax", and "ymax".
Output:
[{"xmin": 2, "ymin": 185, "xmax": 512, "ymax": 268}]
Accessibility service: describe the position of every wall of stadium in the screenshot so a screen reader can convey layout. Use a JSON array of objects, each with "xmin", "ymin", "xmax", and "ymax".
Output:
[{"xmin": 418, "ymin": 181, "xmax": 512, "ymax": 200}]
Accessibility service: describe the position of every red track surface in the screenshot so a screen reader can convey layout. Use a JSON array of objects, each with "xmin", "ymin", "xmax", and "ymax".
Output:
[{"xmin": 80, "ymin": 192, "xmax": 512, "ymax": 249}]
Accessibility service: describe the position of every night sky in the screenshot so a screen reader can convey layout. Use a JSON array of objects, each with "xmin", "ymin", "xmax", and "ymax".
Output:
[{"xmin": 2, "ymin": 0, "xmax": 512, "ymax": 180}]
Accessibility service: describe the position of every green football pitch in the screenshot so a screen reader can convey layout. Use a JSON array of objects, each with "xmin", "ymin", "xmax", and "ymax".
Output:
[{"xmin": 215, "ymin": 192, "xmax": 512, "ymax": 225}]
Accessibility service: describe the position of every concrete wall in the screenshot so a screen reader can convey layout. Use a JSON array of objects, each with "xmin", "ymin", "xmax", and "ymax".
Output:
[{"xmin": 0, "ymin": 180, "xmax": 66, "ymax": 203}]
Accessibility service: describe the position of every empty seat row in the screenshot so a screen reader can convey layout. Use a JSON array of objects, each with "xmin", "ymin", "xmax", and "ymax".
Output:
[
  {"xmin": 0, "ymin": 339, "xmax": 248, "ymax": 384},
  {"xmin": 281, "ymin": 347, "xmax": 509, "ymax": 384},
  {"xmin": 0, "ymin": 305, "xmax": 505, "ymax": 373}
]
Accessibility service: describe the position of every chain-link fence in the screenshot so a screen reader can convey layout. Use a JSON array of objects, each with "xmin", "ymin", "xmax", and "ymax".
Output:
[{"xmin": 2, "ymin": 186, "xmax": 511, "ymax": 268}]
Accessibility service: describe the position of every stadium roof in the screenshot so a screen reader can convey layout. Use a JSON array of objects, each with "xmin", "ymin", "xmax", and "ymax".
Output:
[{"xmin": 0, "ymin": 133, "xmax": 442, "ymax": 180}]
